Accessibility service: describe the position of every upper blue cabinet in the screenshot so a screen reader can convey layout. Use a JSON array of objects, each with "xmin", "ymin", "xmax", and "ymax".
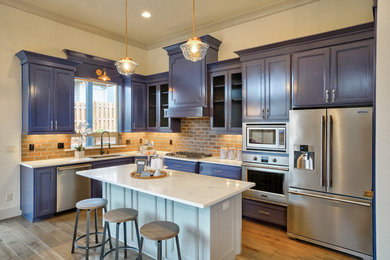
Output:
[{"xmin": 16, "ymin": 50, "xmax": 80, "ymax": 134}]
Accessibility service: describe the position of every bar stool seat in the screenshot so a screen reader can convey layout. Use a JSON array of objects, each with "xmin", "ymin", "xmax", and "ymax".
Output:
[
  {"xmin": 100, "ymin": 208, "xmax": 141, "ymax": 260},
  {"xmin": 71, "ymin": 198, "xmax": 112, "ymax": 260},
  {"xmin": 104, "ymin": 208, "xmax": 138, "ymax": 223},
  {"xmin": 140, "ymin": 221, "xmax": 179, "ymax": 241},
  {"xmin": 76, "ymin": 198, "xmax": 108, "ymax": 210},
  {"xmin": 139, "ymin": 221, "xmax": 181, "ymax": 260}
]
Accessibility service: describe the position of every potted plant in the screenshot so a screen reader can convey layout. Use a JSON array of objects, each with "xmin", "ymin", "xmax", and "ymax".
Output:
[{"xmin": 74, "ymin": 122, "xmax": 92, "ymax": 158}]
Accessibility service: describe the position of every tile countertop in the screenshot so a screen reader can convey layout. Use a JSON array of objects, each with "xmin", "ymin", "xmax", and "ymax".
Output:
[
  {"xmin": 77, "ymin": 164, "xmax": 254, "ymax": 208},
  {"xmin": 20, "ymin": 151, "xmax": 242, "ymax": 169}
]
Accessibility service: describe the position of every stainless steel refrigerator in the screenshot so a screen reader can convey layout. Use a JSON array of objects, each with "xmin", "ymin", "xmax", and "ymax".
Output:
[{"xmin": 288, "ymin": 107, "xmax": 373, "ymax": 259}]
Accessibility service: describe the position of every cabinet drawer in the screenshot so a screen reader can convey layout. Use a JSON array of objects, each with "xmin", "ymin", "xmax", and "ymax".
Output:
[
  {"xmin": 199, "ymin": 163, "xmax": 241, "ymax": 180},
  {"xmin": 242, "ymin": 198, "xmax": 287, "ymax": 227},
  {"xmin": 164, "ymin": 158, "xmax": 198, "ymax": 173}
]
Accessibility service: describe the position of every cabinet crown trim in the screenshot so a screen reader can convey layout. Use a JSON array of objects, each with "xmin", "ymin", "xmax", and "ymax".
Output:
[{"xmin": 16, "ymin": 50, "xmax": 80, "ymax": 71}]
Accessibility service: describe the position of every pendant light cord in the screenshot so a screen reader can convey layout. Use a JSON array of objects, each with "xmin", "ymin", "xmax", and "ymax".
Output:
[
  {"xmin": 192, "ymin": 0, "xmax": 195, "ymax": 38},
  {"xmin": 125, "ymin": 0, "xmax": 128, "ymax": 57}
]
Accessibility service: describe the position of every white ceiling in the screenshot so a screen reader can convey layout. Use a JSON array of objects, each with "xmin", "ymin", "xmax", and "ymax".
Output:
[{"xmin": 0, "ymin": 0, "xmax": 318, "ymax": 49}]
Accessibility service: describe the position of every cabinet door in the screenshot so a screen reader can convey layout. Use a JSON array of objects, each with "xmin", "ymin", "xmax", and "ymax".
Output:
[
  {"xmin": 147, "ymin": 84, "xmax": 158, "ymax": 129},
  {"xmin": 53, "ymin": 69, "xmax": 75, "ymax": 132},
  {"xmin": 132, "ymin": 82, "xmax": 147, "ymax": 130},
  {"xmin": 210, "ymin": 71, "xmax": 228, "ymax": 131},
  {"xmin": 242, "ymin": 60, "xmax": 265, "ymax": 122},
  {"xmin": 331, "ymin": 40, "xmax": 373, "ymax": 105},
  {"xmin": 228, "ymin": 69, "xmax": 242, "ymax": 131},
  {"xmin": 120, "ymin": 78, "xmax": 132, "ymax": 132},
  {"xmin": 159, "ymin": 82, "xmax": 170, "ymax": 129},
  {"xmin": 169, "ymin": 53, "xmax": 206, "ymax": 108},
  {"xmin": 34, "ymin": 167, "xmax": 56, "ymax": 218},
  {"xmin": 292, "ymin": 48, "xmax": 330, "ymax": 107},
  {"xmin": 29, "ymin": 64, "xmax": 54, "ymax": 132},
  {"xmin": 265, "ymin": 55, "xmax": 291, "ymax": 121}
]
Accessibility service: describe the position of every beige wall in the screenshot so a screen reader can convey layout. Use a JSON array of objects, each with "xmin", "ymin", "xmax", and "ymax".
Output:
[
  {"xmin": 0, "ymin": 4, "xmax": 147, "ymax": 219},
  {"xmin": 375, "ymin": 0, "xmax": 390, "ymax": 258},
  {"xmin": 146, "ymin": 0, "xmax": 373, "ymax": 74}
]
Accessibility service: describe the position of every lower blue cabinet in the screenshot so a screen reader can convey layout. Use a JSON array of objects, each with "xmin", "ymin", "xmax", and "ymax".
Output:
[
  {"xmin": 164, "ymin": 158, "xmax": 199, "ymax": 173},
  {"xmin": 21, "ymin": 166, "xmax": 56, "ymax": 222},
  {"xmin": 199, "ymin": 162, "xmax": 242, "ymax": 180}
]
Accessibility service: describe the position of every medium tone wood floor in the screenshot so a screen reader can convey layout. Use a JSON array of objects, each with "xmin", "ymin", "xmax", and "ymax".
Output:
[{"xmin": 0, "ymin": 211, "xmax": 357, "ymax": 260}]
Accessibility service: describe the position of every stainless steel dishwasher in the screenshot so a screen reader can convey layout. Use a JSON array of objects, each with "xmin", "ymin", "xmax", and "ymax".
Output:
[{"xmin": 56, "ymin": 164, "xmax": 92, "ymax": 212}]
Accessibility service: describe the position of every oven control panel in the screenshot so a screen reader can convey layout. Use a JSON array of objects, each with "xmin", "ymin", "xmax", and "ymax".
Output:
[{"xmin": 243, "ymin": 152, "xmax": 289, "ymax": 166}]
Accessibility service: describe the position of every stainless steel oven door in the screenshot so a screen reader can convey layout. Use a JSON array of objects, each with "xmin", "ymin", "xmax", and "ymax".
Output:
[
  {"xmin": 244, "ymin": 124, "xmax": 287, "ymax": 152},
  {"xmin": 242, "ymin": 163, "xmax": 289, "ymax": 205}
]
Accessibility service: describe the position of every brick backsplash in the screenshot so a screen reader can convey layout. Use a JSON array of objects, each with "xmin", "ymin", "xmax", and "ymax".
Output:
[{"xmin": 21, "ymin": 118, "xmax": 242, "ymax": 161}]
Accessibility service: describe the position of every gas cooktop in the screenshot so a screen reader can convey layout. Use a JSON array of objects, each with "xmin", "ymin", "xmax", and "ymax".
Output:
[{"xmin": 165, "ymin": 151, "xmax": 212, "ymax": 159}]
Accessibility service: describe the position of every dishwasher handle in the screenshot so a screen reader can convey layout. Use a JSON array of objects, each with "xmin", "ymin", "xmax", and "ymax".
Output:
[{"xmin": 57, "ymin": 164, "xmax": 92, "ymax": 171}]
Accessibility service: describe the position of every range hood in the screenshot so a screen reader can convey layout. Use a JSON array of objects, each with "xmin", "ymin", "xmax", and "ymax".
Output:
[{"xmin": 163, "ymin": 35, "xmax": 221, "ymax": 118}]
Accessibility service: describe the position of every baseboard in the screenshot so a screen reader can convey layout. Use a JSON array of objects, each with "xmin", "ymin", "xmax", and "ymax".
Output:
[{"xmin": 0, "ymin": 206, "xmax": 22, "ymax": 220}]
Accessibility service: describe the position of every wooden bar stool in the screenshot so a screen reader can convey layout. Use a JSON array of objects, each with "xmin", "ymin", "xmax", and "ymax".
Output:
[
  {"xmin": 139, "ymin": 221, "xmax": 182, "ymax": 260},
  {"xmin": 100, "ymin": 208, "xmax": 141, "ymax": 260},
  {"xmin": 71, "ymin": 198, "xmax": 112, "ymax": 260}
]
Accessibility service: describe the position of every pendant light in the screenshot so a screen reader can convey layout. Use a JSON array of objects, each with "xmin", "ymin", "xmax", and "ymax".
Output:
[
  {"xmin": 180, "ymin": 0, "xmax": 209, "ymax": 62},
  {"xmin": 115, "ymin": 0, "xmax": 138, "ymax": 75}
]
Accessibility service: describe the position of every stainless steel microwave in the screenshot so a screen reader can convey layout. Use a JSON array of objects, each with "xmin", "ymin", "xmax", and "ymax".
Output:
[{"xmin": 243, "ymin": 123, "xmax": 288, "ymax": 152}]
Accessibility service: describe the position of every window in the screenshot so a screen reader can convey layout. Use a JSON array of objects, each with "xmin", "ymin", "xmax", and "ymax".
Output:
[{"xmin": 74, "ymin": 79, "xmax": 118, "ymax": 133}]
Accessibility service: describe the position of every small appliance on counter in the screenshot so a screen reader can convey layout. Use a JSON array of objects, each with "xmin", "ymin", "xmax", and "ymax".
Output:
[
  {"xmin": 228, "ymin": 147, "xmax": 236, "ymax": 160},
  {"xmin": 220, "ymin": 147, "xmax": 228, "ymax": 159},
  {"xmin": 140, "ymin": 140, "xmax": 156, "ymax": 156},
  {"xmin": 165, "ymin": 151, "xmax": 212, "ymax": 159}
]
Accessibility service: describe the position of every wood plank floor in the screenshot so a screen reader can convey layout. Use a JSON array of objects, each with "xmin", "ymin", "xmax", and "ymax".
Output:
[{"xmin": 0, "ymin": 211, "xmax": 357, "ymax": 260}]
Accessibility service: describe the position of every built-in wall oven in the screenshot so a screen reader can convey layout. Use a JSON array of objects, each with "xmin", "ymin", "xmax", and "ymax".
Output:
[
  {"xmin": 243, "ymin": 122, "xmax": 287, "ymax": 152},
  {"xmin": 242, "ymin": 152, "xmax": 289, "ymax": 205}
]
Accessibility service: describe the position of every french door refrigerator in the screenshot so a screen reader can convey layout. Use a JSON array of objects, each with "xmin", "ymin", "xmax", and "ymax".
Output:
[{"xmin": 288, "ymin": 107, "xmax": 373, "ymax": 259}]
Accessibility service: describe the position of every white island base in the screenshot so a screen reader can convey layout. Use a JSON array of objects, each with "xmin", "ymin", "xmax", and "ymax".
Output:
[{"xmin": 103, "ymin": 182, "xmax": 242, "ymax": 260}]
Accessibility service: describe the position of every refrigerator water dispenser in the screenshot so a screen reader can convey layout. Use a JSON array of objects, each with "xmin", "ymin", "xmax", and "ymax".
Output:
[{"xmin": 293, "ymin": 145, "xmax": 314, "ymax": 170}]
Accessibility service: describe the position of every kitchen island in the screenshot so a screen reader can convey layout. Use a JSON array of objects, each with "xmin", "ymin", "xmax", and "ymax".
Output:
[{"xmin": 77, "ymin": 164, "xmax": 254, "ymax": 260}]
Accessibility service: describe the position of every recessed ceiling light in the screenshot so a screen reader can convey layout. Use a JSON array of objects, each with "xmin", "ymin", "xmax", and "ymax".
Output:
[{"xmin": 142, "ymin": 11, "xmax": 151, "ymax": 18}]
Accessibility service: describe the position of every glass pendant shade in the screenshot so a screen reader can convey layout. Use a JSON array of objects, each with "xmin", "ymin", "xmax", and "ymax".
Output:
[
  {"xmin": 180, "ymin": 37, "xmax": 209, "ymax": 62},
  {"xmin": 115, "ymin": 57, "xmax": 138, "ymax": 76}
]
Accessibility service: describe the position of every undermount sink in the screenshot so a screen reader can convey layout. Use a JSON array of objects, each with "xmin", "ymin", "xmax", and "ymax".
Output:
[{"xmin": 88, "ymin": 154, "xmax": 125, "ymax": 159}]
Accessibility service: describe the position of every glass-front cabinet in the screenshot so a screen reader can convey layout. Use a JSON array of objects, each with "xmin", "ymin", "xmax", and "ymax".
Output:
[
  {"xmin": 209, "ymin": 59, "xmax": 242, "ymax": 134},
  {"xmin": 147, "ymin": 79, "xmax": 177, "ymax": 132}
]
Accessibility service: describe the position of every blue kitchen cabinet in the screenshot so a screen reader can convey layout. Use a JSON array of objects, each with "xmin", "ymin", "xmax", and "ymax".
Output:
[
  {"xmin": 242, "ymin": 55, "xmax": 290, "ymax": 122},
  {"xmin": 91, "ymin": 157, "xmax": 136, "ymax": 198},
  {"xmin": 164, "ymin": 158, "xmax": 199, "ymax": 173},
  {"xmin": 21, "ymin": 166, "xmax": 56, "ymax": 222},
  {"xmin": 132, "ymin": 80, "xmax": 147, "ymax": 131},
  {"xmin": 16, "ymin": 50, "xmax": 79, "ymax": 134},
  {"xmin": 199, "ymin": 162, "xmax": 242, "ymax": 180}
]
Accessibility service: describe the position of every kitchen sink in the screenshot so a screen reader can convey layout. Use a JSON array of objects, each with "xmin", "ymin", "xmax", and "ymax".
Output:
[{"xmin": 88, "ymin": 154, "xmax": 125, "ymax": 159}]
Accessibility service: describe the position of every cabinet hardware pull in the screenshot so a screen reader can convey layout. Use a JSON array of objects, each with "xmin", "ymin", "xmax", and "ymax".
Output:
[
  {"xmin": 266, "ymin": 109, "xmax": 269, "ymax": 119},
  {"xmin": 332, "ymin": 89, "xmax": 336, "ymax": 103},
  {"xmin": 258, "ymin": 210, "xmax": 270, "ymax": 215},
  {"xmin": 55, "ymin": 121, "xmax": 58, "ymax": 129},
  {"xmin": 51, "ymin": 120, "xmax": 53, "ymax": 130},
  {"xmin": 133, "ymin": 122, "xmax": 135, "ymax": 129},
  {"xmin": 262, "ymin": 108, "xmax": 265, "ymax": 118},
  {"xmin": 325, "ymin": 90, "xmax": 329, "ymax": 103}
]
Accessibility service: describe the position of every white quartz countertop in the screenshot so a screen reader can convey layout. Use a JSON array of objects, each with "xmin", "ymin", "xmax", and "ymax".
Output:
[
  {"xmin": 77, "ymin": 164, "xmax": 254, "ymax": 208},
  {"xmin": 20, "ymin": 151, "xmax": 242, "ymax": 168}
]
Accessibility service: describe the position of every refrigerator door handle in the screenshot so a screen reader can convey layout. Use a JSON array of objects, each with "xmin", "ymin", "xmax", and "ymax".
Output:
[
  {"xmin": 327, "ymin": 115, "xmax": 333, "ymax": 188},
  {"xmin": 288, "ymin": 190, "xmax": 372, "ymax": 207},
  {"xmin": 320, "ymin": 115, "xmax": 326, "ymax": 187}
]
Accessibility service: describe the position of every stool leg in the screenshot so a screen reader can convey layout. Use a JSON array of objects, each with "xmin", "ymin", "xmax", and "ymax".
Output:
[
  {"xmin": 100, "ymin": 221, "xmax": 107, "ymax": 260},
  {"xmin": 94, "ymin": 208, "xmax": 99, "ymax": 243},
  {"xmin": 175, "ymin": 235, "xmax": 182, "ymax": 260},
  {"xmin": 157, "ymin": 240, "xmax": 162, "ymax": 260},
  {"xmin": 134, "ymin": 218, "xmax": 141, "ymax": 251},
  {"xmin": 115, "ymin": 223, "xmax": 120, "ymax": 260},
  {"xmin": 86, "ymin": 209, "xmax": 91, "ymax": 260},
  {"xmin": 137, "ymin": 237, "xmax": 144, "ymax": 260},
  {"xmin": 71, "ymin": 209, "xmax": 80, "ymax": 253},
  {"xmin": 104, "ymin": 207, "xmax": 113, "ymax": 249},
  {"xmin": 123, "ymin": 222, "xmax": 127, "ymax": 258}
]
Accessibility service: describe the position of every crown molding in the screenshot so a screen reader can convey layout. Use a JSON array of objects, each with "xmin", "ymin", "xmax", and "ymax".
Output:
[{"xmin": 0, "ymin": 0, "xmax": 318, "ymax": 50}]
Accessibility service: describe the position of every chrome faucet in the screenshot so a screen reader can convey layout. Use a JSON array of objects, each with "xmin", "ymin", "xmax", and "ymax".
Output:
[{"xmin": 100, "ymin": 131, "xmax": 111, "ymax": 155}]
